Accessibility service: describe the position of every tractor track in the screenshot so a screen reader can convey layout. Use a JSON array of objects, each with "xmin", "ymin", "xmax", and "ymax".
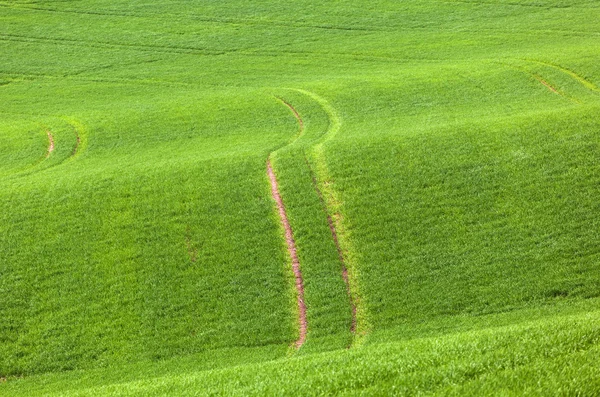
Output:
[
  {"xmin": 270, "ymin": 91, "xmax": 360, "ymax": 348},
  {"xmin": 46, "ymin": 129, "xmax": 55, "ymax": 157},
  {"xmin": 304, "ymin": 155, "xmax": 357, "ymax": 337},
  {"xmin": 267, "ymin": 159, "xmax": 307, "ymax": 349}
]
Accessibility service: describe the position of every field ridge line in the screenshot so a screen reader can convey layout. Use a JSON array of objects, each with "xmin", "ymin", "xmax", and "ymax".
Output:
[{"xmin": 267, "ymin": 159, "xmax": 307, "ymax": 349}]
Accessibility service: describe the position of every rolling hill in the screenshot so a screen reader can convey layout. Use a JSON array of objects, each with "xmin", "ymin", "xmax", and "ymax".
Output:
[{"xmin": 1, "ymin": 0, "xmax": 600, "ymax": 394}]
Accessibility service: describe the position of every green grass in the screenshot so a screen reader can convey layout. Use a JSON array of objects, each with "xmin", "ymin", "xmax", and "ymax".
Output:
[{"xmin": 1, "ymin": 0, "xmax": 600, "ymax": 394}]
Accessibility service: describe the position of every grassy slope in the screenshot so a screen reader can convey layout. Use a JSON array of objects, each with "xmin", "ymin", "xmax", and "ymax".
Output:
[{"xmin": 1, "ymin": 0, "xmax": 600, "ymax": 394}]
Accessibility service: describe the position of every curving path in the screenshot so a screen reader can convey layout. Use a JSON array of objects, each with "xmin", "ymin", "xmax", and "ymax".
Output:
[
  {"xmin": 526, "ymin": 59, "xmax": 600, "ymax": 93},
  {"xmin": 267, "ymin": 95, "xmax": 308, "ymax": 348},
  {"xmin": 270, "ymin": 91, "xmax": 361, "ymax": 348}
]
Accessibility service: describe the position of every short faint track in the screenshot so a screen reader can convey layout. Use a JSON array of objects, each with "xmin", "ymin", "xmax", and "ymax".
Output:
[
  {"xmin": 274, "ymin": 96, "xmax": 304, "ymax": 132},
  {"xmin": 525, "ymin": 59, "xmax": 600, "ymax": 93},
  {"xmin": 537, "ymin": 78, "xmax": 558, "ymax": 94},
  {"xmin": 500, "ymin": 62, "xmax": 577, "ymax": 103},
  {"xmin": 70, "ymin": 124, "xmax": 81, "ymax": 157},
  {"xmin": 185, "ymin": 227, "xmax": 198, "ymax": 263},
  {"xmin": 46, "ymin": 129, "xmax": 55, "ymax": 157}
]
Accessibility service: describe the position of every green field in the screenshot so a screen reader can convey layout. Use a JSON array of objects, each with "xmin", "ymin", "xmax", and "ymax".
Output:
[{"xmin": 1, "ymin": 0, "xmax": 600, "ymax": 394}]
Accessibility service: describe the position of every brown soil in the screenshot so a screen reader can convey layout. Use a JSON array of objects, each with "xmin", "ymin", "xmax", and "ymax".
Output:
[
  {"xmin": 267, "ymin": 159, "xmax": 307, "ymax": 348},
  {"xmin": 46, "ymin": 130, "xmax": 55, "ymax": 157},
  {"xmin": 538, "ymin": 78, "xmax": 559, "ymax": 94}
]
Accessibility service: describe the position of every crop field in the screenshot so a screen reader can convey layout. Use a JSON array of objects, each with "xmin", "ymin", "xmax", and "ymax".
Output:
[{"xmin": 1, "ymin": 0, "xmax": 600, "ymax": 395}]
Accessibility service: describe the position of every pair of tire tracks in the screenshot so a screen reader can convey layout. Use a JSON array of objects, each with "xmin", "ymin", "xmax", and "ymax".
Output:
[
  {"xmin": 4, "ymin": 120, "xmax": 85, "ymax": 180},
  {"xmin": 272, "ymin": 61, "xmax": 598, "ymax": 349},
  {"xmin": 268, "ymin": 92, "xmax": 357, "ymax": 349},
  {"xmin": 46, "ymin": 122, "xmax": 83, "ymax": 160},
  {"xmin": 505, "ymin": 59, "xmax": 599, "ymax": 103}
]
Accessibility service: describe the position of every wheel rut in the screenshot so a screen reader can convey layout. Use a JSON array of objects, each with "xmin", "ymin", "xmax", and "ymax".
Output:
[
  {"xmin": 525, "ymin": 59, "xmax": 600, "ymax": 93},
  {"xmin": 275, "ymin": 96, "xmax": 304, "ymax": 131},
  {"xmin": 46, "ymin": 129, "xmax": 55, "ymax": 157},
  {"xmin": 270, "ymin": 91, "xmax": 360, "ymax": 349},
  {"xmin": 267, "ymin": 158, "xmax": 307, "ymax": 349},
  {"xmin": 71, "ymin": 125, "xmax": 81, "ymax": 157},
  {"xmin": 537, "ymin": 78, "xmax": 558, "ymax": 94},
  {"xmin": 304, "ymin": 155, "xmax": 357, "ymax": 337},
  {"xmin": 500, "ymin": 62, "xmax": 578, "ymax": 103}
]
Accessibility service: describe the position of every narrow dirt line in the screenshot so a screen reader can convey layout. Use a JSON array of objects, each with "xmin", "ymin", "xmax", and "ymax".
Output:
[
  {"xmin": 537, "ymin": 78, "xmax": 559, "ymax": 94},
  {"xmin": 527, "ymin": 59, "xmax": 600, "ymax": 93},
  {"xmin": 267, "ymin": 159, "xmax": 307, "ymax": 349},
  {"xmin": 530, "ymin": 74, "xmax": 580, "ymax": 104},
  {"xmin": 304, "ymin": 156, "xmax": 357, "ymax": 337},
  {"xmin": 275, "ymin": 97, "xmax": 304, "ymax": 131},
  {"xmin": 46, "ymin": 130, "xmax": 55, "ymax": 157},
  {"xmin": 71, "ymin": 126, "xmax": 81, "ymax": 157}
]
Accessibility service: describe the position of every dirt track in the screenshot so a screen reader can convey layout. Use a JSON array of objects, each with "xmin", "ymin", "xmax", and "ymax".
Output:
[{"xmin": 267, "ymin": 159, "xmax": 307, "ymax": 348}]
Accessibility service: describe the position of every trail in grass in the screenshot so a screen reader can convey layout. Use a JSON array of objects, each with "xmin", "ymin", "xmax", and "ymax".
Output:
[
  {"xmin": 500, "ymin": 62, "xmax": 578, "ymax": 103},
  {"xmin": 275, "ymin": 97, "xmax": 304, "ymax": 131},
  {"xmin": 46, "ymin": 129, "xmax": 55, "ymax": 157},
  {"xmin": 267, "ymin": 159, "xmax": 307, "ymax": 349},
  {"xmin": 283, "ymin": 89, "xmax": 361, "ymax": 343},
  {"xmin": 527, "ymin": 59, "xmax": 600, "ymax": 93},
  {"xmin": 293, "ymin": 89, "xmax": 341, "ymax": 142},
  {"xmin": 304, "ymin": 154, "xmax": 357, "ymax": 337},
  {"xmin": 46, "ymin": 130, "xmax": 54, "ymax": 158},
  {"xmin": 296, "ymin": 89, "xmax": 363, "ymax": 342},
  {"xmin": 271, "ymin": 91, "xmax": 360, "ymax": 347},
  {"xmin": 269, "ymin": 96, "xmax": 308, "ymax": 348},
  {"xmin": 537, "ymin": 78, "xmax": 558, "ymax": 94},
  {"xmin": 70, "ymin": 124, "xmax": 81, "ymax": 157},
  {"xmin": 530, "ymin": 74, "xmax": 579, "ymax": 103}
]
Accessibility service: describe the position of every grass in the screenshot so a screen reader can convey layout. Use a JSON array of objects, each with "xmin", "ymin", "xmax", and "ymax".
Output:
[{"xmin": 1, "ymin": 0, "xmax": 600, "ymax": 394}]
